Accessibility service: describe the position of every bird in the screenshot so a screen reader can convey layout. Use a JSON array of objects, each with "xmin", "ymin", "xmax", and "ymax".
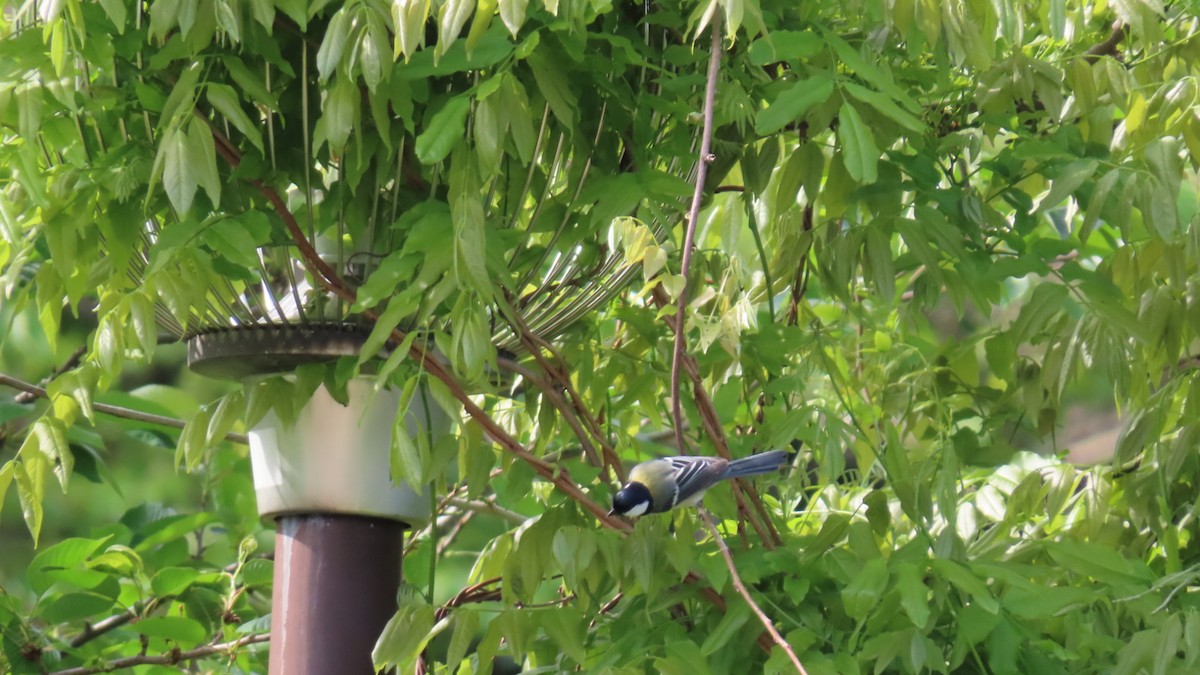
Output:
[{"xmin": 609, "ymin": 449, "xmax": 789, "ymax": 517}]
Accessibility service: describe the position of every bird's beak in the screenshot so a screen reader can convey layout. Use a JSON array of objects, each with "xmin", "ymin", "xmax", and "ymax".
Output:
[{"xmin": 607, "ymin": 508, "xmax": 618, "ymax": 517}]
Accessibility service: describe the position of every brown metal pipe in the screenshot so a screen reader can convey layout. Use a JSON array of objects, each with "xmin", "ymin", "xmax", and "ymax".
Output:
[{"xmin": 269, "ymin": 514, "xmax": 406, "ymax": 674}]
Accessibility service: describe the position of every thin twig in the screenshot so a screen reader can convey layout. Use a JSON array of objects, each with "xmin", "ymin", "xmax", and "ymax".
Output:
[
  {"xmin": 497, "ymin": 294, "xmax": 624, "ymax": 481},
  {"xmin": 12, "ymin": 345, "xmax": 88, "ymax": 404},
  {"xmin": 48, "ymin": 633, "xmax": 269, "ymax": 675},
  {"xmin": 68, "ymin": 605, "xmax": 143, "ymax": 648},
  {"xmin": 651, "ymin": 286, "xmax": 780, "ymax": 548},
  {"xmin": 443, "ymin": 496, "xmax": 526, "ymax": 525},
  {"xmin": 700, "ymin": 509, "xmax": 807, "ymax": 674},
  {"xmin": 671, "ymin": 16, "xmax": 724, "ymax": 453},
  {"xmin": 0, "ymin": 374, "xmax": 249, "ymax": 445}
]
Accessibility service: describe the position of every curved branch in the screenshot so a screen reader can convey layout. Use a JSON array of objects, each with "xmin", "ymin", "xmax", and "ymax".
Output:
[
  {"xmin": 0, "ymin": 374, "xmax": 249, "ymax": 445},
  {"xmin": 700, "ymin": 509, "xmax": 807, "ymax": 673},
  {"xmin": 68, "ymin": 604, "xmax": 142, "ymax": 648},
  {"xmin": 1085, "ymin": 21, "xmax": 1127, "ymax": 62}
]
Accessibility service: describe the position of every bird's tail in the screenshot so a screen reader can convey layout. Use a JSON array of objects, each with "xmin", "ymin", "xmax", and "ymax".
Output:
[{"xmin": 722, "ymin": 450, "xmax": 790, "ymax": 479}]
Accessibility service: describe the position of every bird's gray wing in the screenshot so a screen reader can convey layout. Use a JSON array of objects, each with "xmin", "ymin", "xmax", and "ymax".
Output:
[{"xmin": 665, "ymin": 456, "xmax": 729, "ymax": 508}]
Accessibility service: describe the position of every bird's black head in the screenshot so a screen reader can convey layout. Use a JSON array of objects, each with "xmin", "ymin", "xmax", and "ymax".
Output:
[{"xmin": 610, "ymin": 482, "xmax": 653, "ymax": 517}]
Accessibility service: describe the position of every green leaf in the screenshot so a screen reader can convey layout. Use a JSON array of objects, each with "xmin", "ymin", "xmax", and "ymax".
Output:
[
  {"xmin": 1081, "ymin": 168, "xmax": 1120, "ymax": 243},
  {"xmin": 27, "ymin": 536, "xmax": 112, "ymax": 594},
  {"xmin": 40, "ymin": 591, "xmax": 117, "ymax": 624},
  {"xmin": 205, "ymin": 390, "xmax": 243, "ymax": 446},
  {"xmin": 527, "ymin": 50, "xmax": 576, "ymax": 126},
  {"xmin": 459, "ymin": 419, "xmax": 491, "ymax": 499},
  {"xmin": 822, "ymin": 28, "xmax": 920, "ymax": 113},
  {"xmin": 372, "ymin": 602, "xmax": 438, "ymax": 669},
  {"xmin": 1001, "ymin": 584, "xmax": 1094, "ymax": 619},
  {"xmin": 415, "ymin": 94, "xmax": 471, "ymax": 164},
  {"xmin": 0, "ymin": 461, "xmax": 14, "ymax": 525},
  {"xmin": 28, "ymin": 417, "xmax": 72, "ymax": 491},
  {"xmin": 160, "ymin": 126, "xmax": 198, "ymax": 214},
  {"xmin": 1038, "ymin": 159, "xmax": 1098, "ymax": 212},
  {"xmin": 748, "ymin": 30, "xmax": 823, "ymax": 65},
  {"xmin": 323, "ymin": 77, "xmax": 358, "ymax": 154},
  {"xmin": 129, "ymin": 295, "xmax": 159, "ymax": 362},
  {"xmin": 133, "ymin": 616, "xmax": 209, "ymax": 646},
  {"xmin": 701, "ymin": 601, "xmax": 753, "ymax": 655},
  {"xmin": 838, "ymin": 101, "xmax": 879, "ymax": 184},
  {"xmin": 98, "ymin": 0, "xmax": 128, "ymax": 31},
  {"xmin": 895, "ymin": 561, "xmax": 931, "ymax": 628},
  {"xmin": 841, "ymin": 557, "xmax": 888, "ymax": 620},
  {"xmin": 206, "ymin": 83, "xmax": 264, "ymax": 151},
  {"xmin": 1011, "ymin": 284, "xmax": 1069, "ymax": 346},
  {"xmin": 438, "ymin": 0, "xmax": 475, "ymax": 56},
  {"xmin": 134, "ymin": 512, "xmax": 217, "ymax": 552},
  {"xmin": 446, "ymin": 608, "xmax": 479, "ymax": 667},
  {"xmin": 177, "ymin": 405, "xmax": 212, "ymax": 471},
  {"xmin": 359, "ymin": 16, "xmax": 387, "ymax": 91},
  {"xmin": 15, "ymin": 455, "xmax": 46, "ymax": 545},
  {"xmin": 932, "ymin": 559, "xmax": 999, "ymax": 614},
  {"xmin": 539, "ymin": 608, "xmax": 586, "ymax": 664},
  {"xmin": 754, "ymin": 74, "xmax": 834, "ymax": 135},
  {"xmin": 248, "ymin": 0, "xmax": 274, "ymax": 28},
  {"xmin": 317, "ymin": 8, "xmax": 353, "ymax": 81},
  {"xmin": 842, "ymin": 81, "xmax": 927, "ymax": 133},
  {"xmin": 159, "ymin": 62, "xmax": 203, "ymax": 129},
  {"xmin": 393, "ymin": 0, "xmax": 430, "ymax": 60},
  {"xmin": 391, "ymin": 381, "xmax": 428, "ymax": 491},
  {"xmin": 222, "ymin": 57, "xmax": 278, "ymax": 110},
  {"xmin": 1043, "ymin": 540, "xmax": 1154, "ymax": 587},
  {"xmin": 499, "ymin": 0, "xmax": 529, "ymax": 36},
  {"xmin": 276, "ymin": 0, "xmax": 308, "ymax": 29},
  {"xmin": 186, "ymin": 119, "xmax": 221, "ymax": 208},
  {"xmin": 151, "ymin": 566, "xmax": 203, "ymax": 597},
  {"xmin": 215, "ymin": 0, "xmax": 241, "ymax": 42}
]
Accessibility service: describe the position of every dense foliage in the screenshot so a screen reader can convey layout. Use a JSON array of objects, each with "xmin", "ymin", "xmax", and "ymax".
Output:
[{"xmin": 3, "ymin": 0, "xmax": 1200, "ymax": 673}]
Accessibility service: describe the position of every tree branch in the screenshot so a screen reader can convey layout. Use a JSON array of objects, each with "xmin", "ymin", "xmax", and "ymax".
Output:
[
  {"xmin": 68, "ymin": 605, "xmax": 142, "ymax": 648},
  {"xmin": 671, "ymin": 16, "xmax": 723, "ymax": 453},
  {"xmin": 12, "ymin": 345, "xmax": 87, "ymax": 404},
  {"xmin": 48, "ymin": 633, "xmax": 269, "ymax": 675},
  {"xmin": 700, "ymin": 509, "xmax": 807, "ymax": 673},
  {"xmin": 1085, "ymin": 21, "xmax": 1126, "ymax": 62},
  {"xmin": 0, "ymin": 374, "xmax": 249, "ymax": 445}
]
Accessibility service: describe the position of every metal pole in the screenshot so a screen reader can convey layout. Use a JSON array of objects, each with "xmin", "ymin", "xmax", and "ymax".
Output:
[{"xmin": 268, "ymin": 514, "xmax": 406, "ymax": 674}]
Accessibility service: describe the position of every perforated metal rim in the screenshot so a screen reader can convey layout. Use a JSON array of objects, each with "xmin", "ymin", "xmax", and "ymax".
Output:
[{"xmin": 187, "ymin": 324, "xmax": 371, "ymax": 380}]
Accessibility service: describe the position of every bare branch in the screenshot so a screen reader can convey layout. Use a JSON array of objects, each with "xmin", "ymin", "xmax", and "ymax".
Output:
[
  {"xmin": 672, "ymin": 16, "xmax": 724, "ymax": 453},
  {"xmin": 13, "ymin": 345, "xmax": 87, "ymax": 404},
  {"xmin": 0, "ymin": 374, "xmax": 249, "ymax": 445},
  {"xmin": 1085, "ymin": 21, "xmax": 1127, "ymax": 62},
  {"xmin": 68, "ymin": 605, "xmax": 142, "ymax": 648},
  {"xmin": 700, "ymin": 509, "xmax": 807, "ymax": 674},
  {"xmin": 443, "ymin": 496, "xmax": 526, "ymax": 525}
]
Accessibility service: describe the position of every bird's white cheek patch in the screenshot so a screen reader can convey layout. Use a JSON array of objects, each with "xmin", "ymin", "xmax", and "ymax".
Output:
[{"xmin": 626, "ymin": 501, "xmax": 650, "ymax": 517}]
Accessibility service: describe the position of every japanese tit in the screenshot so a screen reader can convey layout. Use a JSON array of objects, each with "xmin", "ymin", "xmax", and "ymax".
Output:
[{"xmin": 609, "ymin": 449, "xmax": 789, "ymax": 517}]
